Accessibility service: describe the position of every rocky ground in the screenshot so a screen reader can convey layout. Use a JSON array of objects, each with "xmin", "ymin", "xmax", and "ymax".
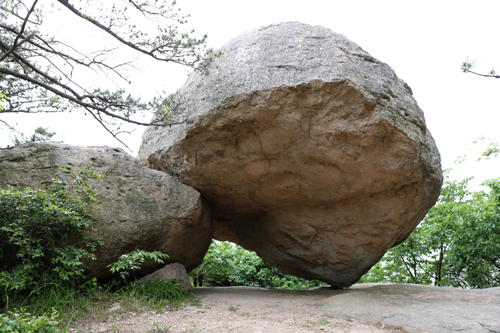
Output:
[
  {"xmin": 321, "ymin": 283, "xmax": 500, "ymax": 333},
  {"xmin": 70, "ymin": 287, "xmax": 394, "ymax": 333},
  {"xmin": 69, "ymin": 283, "xmax": 500, "ymax": 333}
]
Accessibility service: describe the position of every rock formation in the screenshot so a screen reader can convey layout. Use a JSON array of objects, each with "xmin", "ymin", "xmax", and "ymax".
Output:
[
  {"xmin": 0, "ymin": 143, "xmax": 212, "ymax": 279},
  {"xmin": 141, "ymin": 262, "xmax": 192, "ymax": 290},
  {"xmin": 138, "ymin": 22, "xmax": 442, "ymax": 288}
]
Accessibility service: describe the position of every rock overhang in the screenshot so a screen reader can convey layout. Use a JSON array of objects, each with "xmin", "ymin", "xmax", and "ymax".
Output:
[{"xmin": 139, "ymin": 22, "xmax": 443, "ymax": 288}]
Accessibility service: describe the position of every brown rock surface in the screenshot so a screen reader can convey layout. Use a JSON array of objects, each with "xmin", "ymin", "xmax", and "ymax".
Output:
[
  {"xmin": 138, "ymin": 22, "xmax": 442, "ymax": 288},
  {"xmin": 140, "ymin": 262, "xmax": 192, "ymax": 290},
  {"xmin": 0, "ymin": 142, "xmax": 212, "ymax": 279}
]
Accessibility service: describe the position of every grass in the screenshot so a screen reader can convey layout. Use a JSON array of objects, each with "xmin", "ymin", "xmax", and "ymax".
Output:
[
  {"xmin": 376, "ymin": 322, "xmax": 409, "ymax": 332},
  {"xmin": 150, "ymin": 321, "xmax": 171, "ymax": 332},
  {"xmin": 311, "ymin": 318, "xmax": 330, "ymax": 325},
  {"xmin": 228, "ymin": 305, "xmax": 240, "ymax": 312},
  {"xmin": 303, "ymin": 317, "xmax": 330, "ymax": 329},
  {"xmin": 0, "ymin": 278, "xmax": 195, "ymax": 331}
]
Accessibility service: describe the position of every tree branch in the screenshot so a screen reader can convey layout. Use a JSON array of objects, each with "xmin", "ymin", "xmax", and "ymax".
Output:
[
  {"xmin": 85, "ymin": 107, "xmax": 130, "ymax": 150},
  {"xmin": 0, "ymin": 0, "xmax": 38, "ymax": 62},
  {"xmin": 0, "ymin": 67, "xmax": 187, "ymax": 128},
  {"xmin": 462, "ymin": 68, "xmax": 500, "ymax": 79},
  {"xmin": 0, "ymin": 2, "xmax": 40, "ymax": 24},
  {"xmin": 461, "ymin": 58, "xmax": 500, "ymax": 79},
  {"xmin": 0, "ymin": 0, "xmax": 208, "ymax": 148},
  {"xmin": 57, "ymin": 1, "xmax": 191, "ymax": 64},
  {"xmin": 399, "ymin": 255, "xmax": 416, "ymax": 282}
]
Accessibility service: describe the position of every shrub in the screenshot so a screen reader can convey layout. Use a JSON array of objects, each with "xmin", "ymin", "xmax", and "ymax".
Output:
[
  {"xmin": 0, "ymin": 168, "xmax": 102, "ymax": 296},
  {"xmin": 121, "ymin": 279, "xmax": 192, "ymax": 310},
  {"xmin": 108, "ymin": 249, "xmax": 168, "ymax": 280},
  {"xmin": 0, "ymin": 309, "xmax": 60, "ymax": 333},
  {"xmin": 108, "ymin": 250, "xmax": 191, "ymax": 310},
  {"xmin": 189, "ymin": 241, "xmax": 326, "ymax": 290}
]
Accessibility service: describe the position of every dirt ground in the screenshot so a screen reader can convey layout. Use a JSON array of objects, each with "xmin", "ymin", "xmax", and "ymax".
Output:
[
  {"xmin": 70, "ymin": 283, "xmax": 500, "ymax": 333},
  {"xmin": 69, "ymin": 286, "xmax": 403, "ymax": 333}
]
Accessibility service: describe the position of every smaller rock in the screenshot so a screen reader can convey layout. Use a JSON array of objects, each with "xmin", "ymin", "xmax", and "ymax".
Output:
[{"xmin": 140, "ymin": 262, "xmax": 192, "ymax": 290}]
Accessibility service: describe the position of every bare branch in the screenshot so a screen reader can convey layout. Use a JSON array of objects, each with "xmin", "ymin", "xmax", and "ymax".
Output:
[
  {"xmin": 0, "ymin": 2, "xmax": 41, "ymax": 25},
  {"xmin": 462, "ymin": 68, "xmax": 500, "ymax": 79},
  {"xmin": 0, "ymin": 0, "xmax": 39, "ymax": 62},
  {"xmin": 461, "ymin": 57, "xmax": 500, "ymax": 79},
  {"xmin": 0, "ymin": 42, "xmax": 87, "ymax": 100},
  {"xmin": 0, "ymin": 118, "xmax": 15, "ymax": 131},
  {"xmin": 85, "ymin": 107, "xmax": 131, "ymax": 150},
  {"xmin": 56, "ymin": 0, "xmax": 207, "ymax": 67},
  {"xmin": 0, "ymin": 0, "xmax": 209, "ymax": 148},
  {"xmin": 0, "ymin": 66, "xmax": 187, "ymax": 127}
]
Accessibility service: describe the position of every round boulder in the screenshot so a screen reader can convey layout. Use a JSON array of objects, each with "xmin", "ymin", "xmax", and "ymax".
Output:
[{"xmin": 138, "ymin": 22, "xmax": 442, "ymax": 288}]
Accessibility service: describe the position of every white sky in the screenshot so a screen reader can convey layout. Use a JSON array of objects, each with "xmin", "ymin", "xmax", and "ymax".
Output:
[{"xmin": 1, "ymin": 0, "xmax": 499, "ymax": 191}]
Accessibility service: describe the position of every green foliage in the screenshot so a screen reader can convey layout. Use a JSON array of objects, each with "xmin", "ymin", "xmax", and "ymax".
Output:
[
  {"xmin": 0, "ymin": 168, "xmax": 102, "ymax": 296},
  {"xmin": 11, "ymin": 127, "xmax": 58, "ymax": 147},
  {"xmin": 3, "ymin": 280, "xmax": 99, "ymax": 326},
  {"xmin": 107, "ymin": 250, "xmax": 168, "ymax": 280},
  {"xmin": 461, "ymin": 57, "xmax": 475, "ymax": 72},
  {"xmin": 198, "ymin": 49, "xmax": 223, "ymax": 75},
  {"xmin": 0, "ymin": 309, "xmax": 60, "ymax": 333},
  {"xmin": 456, "ymin": 138, "xmax": 500, "ymax": 163},
  {"xmin": 122, "ymin": 279, "xmax": 191, "ymax": 311},
  {"xmin": 454, "ymin": 178, "xmax": 500, "ymax": 287},
  {"xmin": 2, "ymin": 275, "xmax": 193, "ymax": 329},
  {"xmin": 189, "ymin": 241, "xmax": 326, "ymax": 290},
  {"xmin": 0, "ymin": 168, "xmax": 193, "ymax": 329},
  {"xmin": 361, "ymin": 173, "xmax": 500, "ymax": 288},
  {"xmin": 481, "ymin": 142, "xmax": 500, "ymax": 160},
  {"xmin": 0, "ymin": 91, "xmax": 6, "ymax": 110},
  {"xmin": 150, "ymin": 322, "xmax": 171, "ymax": 332}
]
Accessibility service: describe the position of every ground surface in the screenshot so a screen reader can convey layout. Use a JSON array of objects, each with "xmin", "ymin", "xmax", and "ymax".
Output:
[{"xmin": 70, "ymin": 283, "xmax": 500, "ymax": 333}]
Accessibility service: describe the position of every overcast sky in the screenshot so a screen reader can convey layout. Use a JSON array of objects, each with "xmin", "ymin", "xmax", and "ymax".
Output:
[{"xmin": 1, "ymin": 0, "xmax": 499, "ymax": 190}]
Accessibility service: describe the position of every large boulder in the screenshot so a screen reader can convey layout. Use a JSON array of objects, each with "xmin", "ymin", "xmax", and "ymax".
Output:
[
  {"xmin": 138, "ymin": 22, "xmax": 442, "ymax": 288},
  {"xmin": 0, "ymin": 142, "xmax": 212, "ymax": 279}
]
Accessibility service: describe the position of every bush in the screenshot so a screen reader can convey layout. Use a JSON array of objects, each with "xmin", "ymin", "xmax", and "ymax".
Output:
[
  {"xmin": 120, "ymin": 279, "xmax": 192, "ymax": 311},
  {"xmin": 0, "ymin": 168, "xmax": 102, "ymax": 296},
  {"xmin": 361, "ymin": 175, "xmax": 500, "ymax": 288},
  {"xmin": 2, "ymin": 275, "xmax": 192, "ymax": 329},
  {"xmin": 0, "ymin": 170, "xmax": 194, "ymax": 329},
  {"xmin": 108, "ymin": 249, "xmax": 169, "ymax": 280},
  {"xmin": 189, "ymin": 241, "xmax": 326, "ymax": 290},
  {"xmin": 0, "ymin": 310, "xmax": 60, "ymax": 333}
]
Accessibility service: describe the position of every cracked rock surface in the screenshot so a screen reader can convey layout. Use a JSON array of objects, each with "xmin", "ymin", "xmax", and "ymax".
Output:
[
  {"xmin": 138, "ymin": 22, "xmax": 442, "ymax": 288},
  {"xmin": 0, "ymin": 143, "xmax": 212, "ymax": 279}
]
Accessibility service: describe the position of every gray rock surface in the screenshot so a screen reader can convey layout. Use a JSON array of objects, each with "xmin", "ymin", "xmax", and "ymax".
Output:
[
  {"xmin": 193, "ymin": 284, "xmax": 500, "ymax": 333},
  {"xmin": 0, "ymin": 143, "xmax": 212, "ymax": 279},
  {"xmin": 139, "ymin": 22, "xmax": 442, "ymax": 288},
  {"xmin": 322, "ymin": 283, "xmax": 500, "ymax": 333},
  {"xmin": 141, "ymin": 262, "xmax": 192, "ymax": 290}
]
